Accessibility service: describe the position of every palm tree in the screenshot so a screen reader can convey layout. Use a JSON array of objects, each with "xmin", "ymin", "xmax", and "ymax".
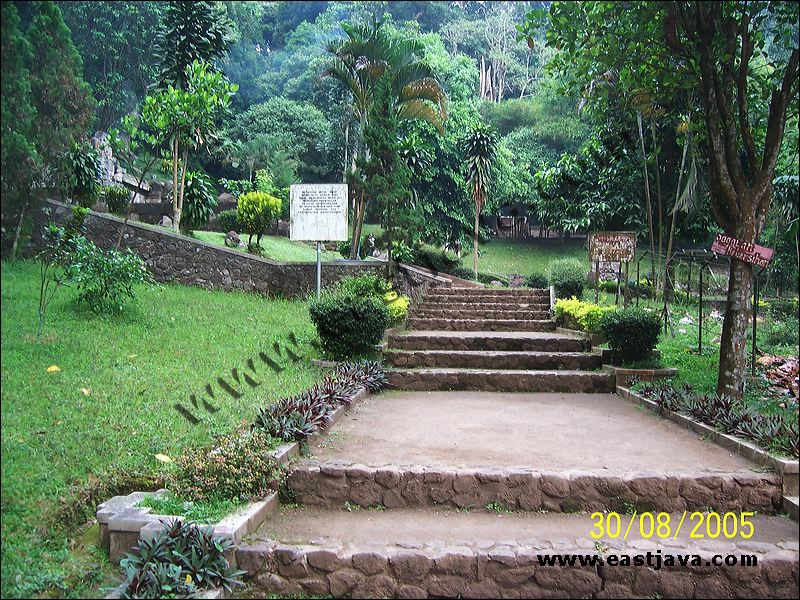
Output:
[
  {"xmin": 463, "ymin": 124, "xmax": 497, "ymax": 279},
  {"xmin": 323, "ymin": 18, "xmax": 447, "ymax": 258}
]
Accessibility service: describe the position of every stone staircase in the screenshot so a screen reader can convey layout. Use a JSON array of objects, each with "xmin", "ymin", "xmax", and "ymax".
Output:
[{"xmin": 385, "ymin": 287, "xmax": 614, "ymax": 393}]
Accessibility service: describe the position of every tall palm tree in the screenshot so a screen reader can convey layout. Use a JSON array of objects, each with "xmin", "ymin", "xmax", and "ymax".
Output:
[
  {"xmin": 323, "ymin": 18, "xmax": 447, "ymax": 258},
  {"xmin": 463, "ymin": 124, "xmax": 497, "ymax": 279}
]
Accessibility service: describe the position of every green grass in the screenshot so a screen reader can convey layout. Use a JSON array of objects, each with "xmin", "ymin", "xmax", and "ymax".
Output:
[
  {"xmin": 476, "ymin": 237, "xmax": 587, "ymax": 278},
  {"xmin": 0, "ymin": 259, "xmax": 324, "ymax": 598},
  {"xmin": 137, "ymin": 494, "xmax": 244, "ymax": 525},
  {"xmin": 191, "ymin": 230, "xmax": 337, "ymax": 263}
]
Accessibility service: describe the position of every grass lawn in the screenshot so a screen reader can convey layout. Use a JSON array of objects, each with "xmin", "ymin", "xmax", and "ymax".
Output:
[
  {"xmin": 0, "ymin": 259, "xmax": 324, "ymax": 598},
  {"xmin": 586, "ymin": 288, "xmax": 799, "ymax": 404},
  {"xmin": 191, "ymin": 230, "xmax": 337, "ymax": 263},
  {"xmin": 476, "ymin": 237, "xmax": 587, "ymax": 278}
]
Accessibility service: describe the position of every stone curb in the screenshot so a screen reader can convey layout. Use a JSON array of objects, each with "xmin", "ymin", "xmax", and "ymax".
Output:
[
  {"xmin": 287, "ymin": 461, "xmax": 782, "ymax": 514},
  {"xmin": 235, "ymin": 538, "xmax": 799, "ymax": 599},
  {"xmin": 604, "ymin": 365, "xmax": 678, "ymax": 387},
  {"xmin": 617, "ymin": 386, "xmax": 799, "ymax": 501},
  {"xmin": 556, "ymin": 327, "xmax": 606, "ymax": 345},
  {"xmin": 97, "ymin": 386, "xmax": 372, "ymax": 564}
]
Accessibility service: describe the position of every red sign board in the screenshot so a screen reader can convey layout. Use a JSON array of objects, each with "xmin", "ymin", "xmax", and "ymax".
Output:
[{"xmin": 711, "ymin": 234, "xmax": 774, "ymax": 268}]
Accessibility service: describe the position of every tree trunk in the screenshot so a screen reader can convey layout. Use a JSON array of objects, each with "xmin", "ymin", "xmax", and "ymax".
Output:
[
  {"xmin": 10, "ymin": 199, "xmax": 28, "ymax": 260},
  {"xmin": 473, "ymin": 208, "xmax": 479, "ymax": 279},
  {"xmin": 175, "ymin": 148, "xmax": 189, "ymax": 232},
  {"xmin": 637, "ymin": 112, "xmax": 657, "ymax": 284},
  {"xmin": 171, "ymin": 138, "xmax": 179, "ymax": 230},
  {"xmin": 717, "ymin": 257, "xmax": 753, "ymax": 397},
  {"xmin": 650, "ymin": 116, "xmax": 664, "ymax": 295}
]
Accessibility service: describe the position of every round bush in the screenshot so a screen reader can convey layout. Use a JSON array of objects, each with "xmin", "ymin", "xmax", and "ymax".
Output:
[
  {"xmin": 600, "ymin": 308, "xmax": 662, "ymax": 364},
  {"xmin": 102, "ymin": 185, "xmax": 130, "ymax": 215},
  {"xmin": 549, "ymin": 258, "xmax": 587, "ymax": 299},
  {"xmin": 237, "ymin": 191, "xmax": 281, "ymax": 248},
  {"xmin": 217, "ymin": 209, "xmax": 240, "ymax": 233},
  {"xmin": 309, "ymin": 294, "xmax": 390, "ymax": 359},
  {"xmin": 525, "ymin": 272, "xmax": 548, "ymax": 289}
]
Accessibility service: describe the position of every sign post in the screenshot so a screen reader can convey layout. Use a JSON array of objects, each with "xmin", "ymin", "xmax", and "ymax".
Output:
[
  {"xmin": 290, "ymin": 184, "xmax": 349, "ymax": 299},
  {"xmin": 588, "ymin": 232, "xmax": 636, "ymax": 306}
]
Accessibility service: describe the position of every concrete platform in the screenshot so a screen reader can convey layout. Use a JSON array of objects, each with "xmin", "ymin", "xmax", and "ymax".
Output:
[{"xmin": 308, "ymin": 391, "xmax": 757, "ymax": 473}]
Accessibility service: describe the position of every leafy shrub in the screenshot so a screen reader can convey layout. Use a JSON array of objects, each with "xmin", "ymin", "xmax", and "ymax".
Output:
[
  {"xmin": 217, "ymin": 209, "xmax": 240, "ymax": 233},
  {"xmin": 549, "ymin": 258, "xmax": 587, "ymax": 299},
  {"xmin": 237, "ymin": 191, "xmax": 281, "ymax": 249},
  {"xmin": 180, "ymin": 170, "xmax": 217, "ymax": 233},
  {"xmin": 767, "ymin": 298, "xmax": 799, "ymax": 321},
  {"xmin": 253, "ymin": 362, "xmax": 388, "ymax": 442},
  {"xmin": 336, "ymin": 273, "xmax": 389, "ymax": 298},
  {"xmin": 120, "ymin": 519, "xmax": 245, "ymax": 598},
  {"xmin": 525, "ymin": 272, "xmax": 548, "ymax": 289},
  {"xmin": 172, "ymin": 428, "xmax": 283, "ymax": 503},
  {"xmin": 765, "ymin": 319, "xmax": 798, "ymax": 347},
  {"xmin": 102, "ymin": 185, "xmax": 130, "ymax": 216},
  {"xmin": 598, "ymin": 279, "xmax": 619, "ymax": 293},
  {"xmin": 218, "ymin": 178, "xmax": 253, "ymax": 196},
  {"xmin": 385, "ymin": 290, "xmax": 410, "ymax": 324},
  {"xmin": 309, "ymin": 293, "xmax": 390, "ymax": 359},
  {"xmin": 390, "ymin": 240, "xmax": 415, "ymax": 263},
  {"xmin": 413, "ymin": 247, "xmax": 460, "ymax": 273},
  {"xmin": 68, "ymin": 242, "xmax": 152, "ymax": 313},
  {"xmin": 450, "ymin": 266, "xmax": 509, "ymax": 285},
  {"xmin": 600, "ymin": 308, "xmax": 662, "ymax": 363},
  {"xmin": 63, "ymin": 143, "xmax": 102, "ymax": 208},
  {"xmin": 554, "ymin": 298, "xmax": 614, "ymax": 333},
  {"xmin": 254, "ymin": 168, "xmax": 273, "ymax": 193}
]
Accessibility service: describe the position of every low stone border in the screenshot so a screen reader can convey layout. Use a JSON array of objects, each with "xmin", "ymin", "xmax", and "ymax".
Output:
[
  {"xmin": 106, "ymin": 581, "xmax": 227, "ymax": 599},
  {"xmin": 617, "ymin": 386, "xmax": 799, "ymax": 501},
  {"xmin": 556, "ymin": 327, "xmax": 605, "ymax": 345},
  {"xmin": 236, "ymin": 537, "xmax": 799, "ymax": 599},
  {"xmin": 97, "ymin": 387, "xmax": 372, "ymax": 564},
  {"xmin": 287, "ymin": 461, "xmax": 782, "ymax": 514},
  {"xmin": 604, "ymin": 365, "xmax": 677, "ymax": 387}
]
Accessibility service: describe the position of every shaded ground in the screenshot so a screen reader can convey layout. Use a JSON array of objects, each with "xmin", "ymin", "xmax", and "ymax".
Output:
[{"xmin": 309, "ymin": 391, "xmax": 756, "ymax": 472}]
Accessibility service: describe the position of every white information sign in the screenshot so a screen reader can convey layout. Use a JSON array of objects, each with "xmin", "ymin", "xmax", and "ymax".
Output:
[{"xmin": 290, "ymin": 184, "xmax": 348, "ymax": 241}]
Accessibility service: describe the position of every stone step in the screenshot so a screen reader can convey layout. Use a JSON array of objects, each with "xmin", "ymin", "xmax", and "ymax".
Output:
[
  {"xmin": 386, "ymin": 368, "xmax": 615, "ymax": 393},
  {"xmin": 421, "ymin": 300, "xmax": 552, "ymax": 312},
  {"xmin": 385, "ymin": 350, "xmax": 602, "ymax": 370},
  {"xmin": 238, "ymin": 506, "xmax": 798, "ymax": 598},
  {"xmin": 412, "ymin": 308, "xmax": 552, "ymax": 321},
  {"xmin": 406, "ymin": 317, "xmax": 556, "ymax": 332},
  {"xmin": 387, "ymin": 331, "xmax": 590, "ymax": 353},
  {"xmin": 784, "ymin": 496, "xmax": 799, "ymax": 521},
  {"xmin": 435, "ymin": 287, "xmax": 550, "ymax": 297},
  {"xmin": 285, "ymin": 461, "xmax": 782, "ymax": 514},
  {"xmin": 425, "ymin": 293, "xmax": 549, "ymax": 305}
]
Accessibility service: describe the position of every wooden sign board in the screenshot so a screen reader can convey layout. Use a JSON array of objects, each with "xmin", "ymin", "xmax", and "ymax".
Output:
[
  {"xmin": 290, "ymin": 184, "xmax": 348, "ymax": 241},
  {"xmin": 710, "ymin": 233, "xmax": 773, "ymax": 268},
  {"xmin": 589, "ymin": 231, "xmax": 636, "ymax": 262}
]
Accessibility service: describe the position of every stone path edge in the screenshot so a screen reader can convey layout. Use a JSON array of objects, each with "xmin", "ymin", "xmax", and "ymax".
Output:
[
  {"xmin": 97, "ymin": 386, "xmax": 373, "ymax": 564},
  {"xmin": 617, "ymin": 386, "xmax": 799, "ymax": 502}
]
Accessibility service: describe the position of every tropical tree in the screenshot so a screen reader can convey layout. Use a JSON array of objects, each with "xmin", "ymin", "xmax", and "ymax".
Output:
[
  {"xmin": 154, "ymin": 0, "xmax": 233, "ymax": 90},
  {"xmin": 147, "ymin": 61, "xmax": 237, "ymax": 231},
  {"xmin": 522, "ymin": 1, "xmax": 799, "ymax": 398},
  {"xmin": 463, "ymin": 124, "xmax": 498, "ymax": 278},
  {"xmin": 323, "ymin": 18, "xmax": 447, "ymax": 258}
]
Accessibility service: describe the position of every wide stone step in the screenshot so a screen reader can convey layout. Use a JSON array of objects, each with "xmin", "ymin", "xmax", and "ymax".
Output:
[
  {"xmin": 238, "ymin": 507, "xmax": 798, "ymax": 599},
  {"xmin": 412, "ymin": 308, "xmax": 552, "ymax": 320},
  {"xmin": 387, "ymin": 331, "xmax": 590, "ymax": 352},
  {"xmin": 407, "ymin": 317, "xmax": 556, "ymax": 332},
  {"xmin": 385, "ymin": 350, "xmax": 602, "ymax": 370},
  {"xmin": 285, "ymin": 461, "xmax": 782, "ymax": 514},
  {"xmin": 421, "ymin": 300, "xmax": 552, "ymax": 311},
  {"xmin": 387, "ymin": 368, "xmax": 615, "ymax": 392},
  {"xmin": 425, "ymin": 293, "xmax": 549, "ymax": 304},
  {"xmin": 435, "ymin": 287, "xmax": 550, "ymax": 297}
]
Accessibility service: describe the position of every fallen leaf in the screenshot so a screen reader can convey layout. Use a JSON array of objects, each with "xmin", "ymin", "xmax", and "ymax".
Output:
[
  {"xmin": 81, "ymin": 388, "xmax": 91, "ymax": 396},
  {"xmin": 47, "ymin": 365, "xmax": 61, "ymax": 373},
  {"xmin": 154, "ymin": 453, "xmax": 173, "ymax": 463}
]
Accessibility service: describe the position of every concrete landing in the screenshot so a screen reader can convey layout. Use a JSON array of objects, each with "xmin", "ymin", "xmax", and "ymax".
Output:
[{"xmin": 309, "ymin": 391, "xmax": 756, "ymax": 473}]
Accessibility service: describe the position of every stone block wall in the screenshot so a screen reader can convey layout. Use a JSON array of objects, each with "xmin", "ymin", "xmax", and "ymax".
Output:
[{"xmin": 32, "ymin": 200, "xmax": 387, "ymax": 298}]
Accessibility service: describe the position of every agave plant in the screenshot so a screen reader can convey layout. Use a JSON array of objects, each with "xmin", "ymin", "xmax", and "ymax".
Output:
[{"xmin": 463, "ymin": 123, "xmax": 498, "ymax": 279}]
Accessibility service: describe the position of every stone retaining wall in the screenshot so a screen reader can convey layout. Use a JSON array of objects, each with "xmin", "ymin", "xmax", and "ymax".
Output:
[
  {"xmin": 287, "ymin": 462, "xmax": 782, "ymax": 514},
  {"xmin": 32, "ymin": 200, "xmax": 386, "ymax": 298},
  {"xmin": 236, "ymin": 542, "xmax": 799, "ymax": 599}
]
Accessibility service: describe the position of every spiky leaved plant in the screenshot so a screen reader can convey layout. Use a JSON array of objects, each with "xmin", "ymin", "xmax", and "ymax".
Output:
[{"xmin": 463, "ymin": 124, "xmax": 497, "ymax": 279}]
